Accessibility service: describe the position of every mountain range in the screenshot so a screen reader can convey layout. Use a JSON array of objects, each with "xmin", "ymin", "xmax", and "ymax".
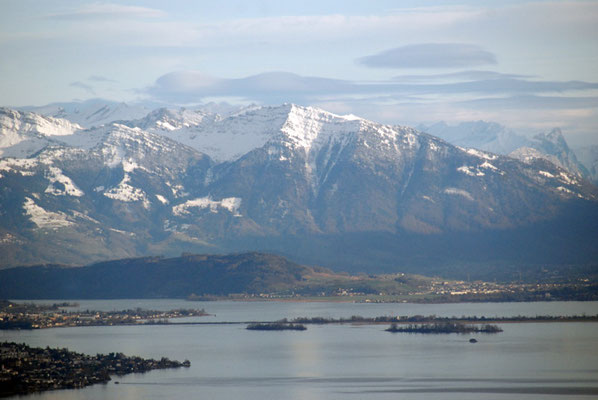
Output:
[
  {"xmin": 419, "ymin": 121, "xmax": 594, "ymax": 183},
  {"xmin": 1, "ymin": 102, "xmax": 597, "ymax": 277}
]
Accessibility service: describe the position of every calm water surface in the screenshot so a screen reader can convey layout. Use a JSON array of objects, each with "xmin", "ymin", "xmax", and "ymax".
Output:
[{"xmin": 3, "ymin": 300, "xmax": 598, "ymax": 399}]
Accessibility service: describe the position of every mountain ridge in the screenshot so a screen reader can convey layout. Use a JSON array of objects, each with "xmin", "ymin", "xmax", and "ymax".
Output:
[
  {"xmin": 419, "ymin": 120, "xmax": 592, "ymax": 181},
  {"xmin": 1, "ymin": 103, "xmax": 597, "ymax": 276}
]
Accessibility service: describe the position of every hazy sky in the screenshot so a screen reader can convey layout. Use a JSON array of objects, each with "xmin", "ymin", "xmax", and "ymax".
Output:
[{"xmin": 1, "ymin": 1, "xmax": 598, "ymax": 145}]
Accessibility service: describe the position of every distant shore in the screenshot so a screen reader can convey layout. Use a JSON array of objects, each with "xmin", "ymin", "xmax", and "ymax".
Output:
[
  {"xmin": 138, "ymin": 313, "xmax": 598, "ymax": 327},
  {"xmin": 0, "ymin": 300, "xmax": 209, "ymax": 330}
]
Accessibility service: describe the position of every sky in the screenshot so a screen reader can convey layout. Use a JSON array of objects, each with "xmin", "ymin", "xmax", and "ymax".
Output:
[{"xmin": 1, "ymin": 0, "xmax": 598, "ymax": 146}]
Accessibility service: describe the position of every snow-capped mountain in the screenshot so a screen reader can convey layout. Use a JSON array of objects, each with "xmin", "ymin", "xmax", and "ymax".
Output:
[
  {"xmin": 1, "ymin": 104, "xmax": 597, "ymax": 273},
  {"xmin": 21, "ymin": 99, "xmax": 151, "ymax": 128},
  {"xmin": 513, "ymin": 128, "xmax": 589, "ymax": 178},
  {"xmin": 575, "ymin": 145, "xmax": 598, "ymax": 184},
  {"xmin": 420, "ymin": 121, "xmax": 589, "ymax": 180},
  {"xmin": 0, "ymin": 108, "xmax": 82, "ymax": 158},
  {"xmin": 123, "ymin": 107, "xmax": 217, "ymax": 131},
  {"xmin": 418, "ymin": 120, "xmax": 529, "ymax": 155}
]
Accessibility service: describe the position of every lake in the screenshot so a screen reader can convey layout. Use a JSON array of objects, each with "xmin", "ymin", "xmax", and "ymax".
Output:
[{"xmin": 2, "ymin": 300, "xmax": 598, "ymax": 399}]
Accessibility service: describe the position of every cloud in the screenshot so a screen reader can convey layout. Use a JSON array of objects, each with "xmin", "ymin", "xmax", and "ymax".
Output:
[
  {"xmin": 88, "ymin": 75, "xmax": 117, "ymax": 83},
  {"xmin": 357, "ymin": 43, "xmax": 497, "ymax": 69},
  {"xmin": 23, "ymin": 7, "xmax": 478, "ymax": 50},
  {"xmin": 69, "ymin": 81, "xmax": 95, "ymax": 95},
  {"xmin": 393, "ymin": 70, "xmax": 531, "ymax": 82},
  {"xmin": 147, "ymin": 71, "xmax": 355, "ymax": 103},
  {"xmin": 417, "ymin": 78, "xmax": 598, "ymax": 95},
  {"xmin": 47, "ymin": 3, "xmax": 166, "ymax": 20},
  {"xmin": 145, "ymin": 70, "xmax": 598, "ymax": 104},
  {"xmin": 457, "ymin": 95, "xmax": 598, "ymax": 110}
]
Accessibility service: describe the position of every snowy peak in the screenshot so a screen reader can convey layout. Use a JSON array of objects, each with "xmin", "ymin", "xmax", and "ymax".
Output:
[
  {"xmin": 138, "ymin": 103, "xmax": 365, "ymax": 162},
  {"xmin": 531, "ymin": 128, "xmax": 568, "ymax": 153},
  {"xmin": 0, "ymin": 108, "xmax": 81, "ymax": 137},
  {"xmin": 154, "ymin": 104, "xmax": 290, "ymax": 162},
  {"xmin": 86, "ymin": 123, "xmax": 206, "ymax": 175},
  {"xmin": 0, "ymin": 108, "xmax": 82, "ymax": 157},
  {"xmin": 525, "ymin": 128, "xmax": 588, "ymax": 178},
  {"xmin": 419, "ymin": 120, "xmax": 529, "ymax": 155},
  {"xmin": 126, "ymin": 107, "xmax": 218, "ymax": 132},
  {"xmin": 269, "ymin": 103, "xmax": 419, "ymax": 155},
  {"xmin": 277, "ymin": 104, "xmax": 363, "ymax": 152},
  {"xmin": 22, "ymin": 99, "xmax": 151, "ymax": 128}
]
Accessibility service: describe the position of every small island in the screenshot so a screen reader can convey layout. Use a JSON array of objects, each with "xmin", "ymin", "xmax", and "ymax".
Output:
[
  {"xmin": 246, "ymin": 322, "xmax": 307, "ymax": 331},
  {"xmin": 0, "ymin": 342, "xmax": 190, "ymax": 398},
  {"xmin": 385, "ymin": 322, "xmax": 502, "ymax": 334}
]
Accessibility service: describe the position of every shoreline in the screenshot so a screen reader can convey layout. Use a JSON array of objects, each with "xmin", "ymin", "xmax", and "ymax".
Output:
[
  {"xmin": 189, "ymin": 296, "xmax": 598, "ymax": 304},
  {"xmin": 0, "ymin": 342, "xmax": 189, "ymax": 398},
  {"xmin": 143, "ymin": 314, "xmax": 598, "ymax": 327}
]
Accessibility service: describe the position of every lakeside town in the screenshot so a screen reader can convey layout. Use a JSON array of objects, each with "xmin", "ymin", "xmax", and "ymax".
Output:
[
  {"xmin": 0, "ymin": 301, "xmax": 209, "ymax": 330},
  {"xmin": 379, "ymin": 277, "xmax": 597, "ymax": 302},
  {"xmin": 242, "ymin": 274, "xmax": 598, "ymax": 302},
  {"xmin": 0, "ymin": 341, "xmax": 190, "ymax": 397}
]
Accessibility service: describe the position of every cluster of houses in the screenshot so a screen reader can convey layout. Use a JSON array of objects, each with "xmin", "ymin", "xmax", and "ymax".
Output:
[
  {"xmin": 0, "ymin": 341, "xmax": 189, "ymax": 397},
  {"xmin": 0, "ymin": 302, "xmax": 208, "ymax": 330}
]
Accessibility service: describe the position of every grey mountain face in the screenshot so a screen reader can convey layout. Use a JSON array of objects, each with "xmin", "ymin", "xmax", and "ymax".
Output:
[
  {"xmin": 418, "ymin": 120, "xmax": 530, "ymax": 155},
  {"xmin": 515, "ymin": 128, "xmax": 589, "ymax": 179},
  {"xmin": 420, "ymin": 121, "xmax": 590, "ymax": 180},
  {"xmin": 1, "ymin": 104, "xmax": 597, "ymax": 274},
  {"xmin": 574, "ymin": 145, "xmax": 598, "ymax": 184}
]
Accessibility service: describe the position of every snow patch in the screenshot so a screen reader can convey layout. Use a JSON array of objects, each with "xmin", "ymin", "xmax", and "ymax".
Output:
[
  {"xmin": 44, "ymin": 167, "xmax": 84, "ymax": 196},
  {"xmin": 122, "ymin": 160, "xmax": 140, "ymax": 173},
  {"xmin": 444, "ymin": 188, "xmax": 474, "ymax": 201},
  {"xmin": 0, "ymin": 158, "xmax": 39, "ymax": 177},
  {"xmin": 109, "ymin": 228, "xmax": 135, "ymax": 236},
  {"xmin": 103, "ymin": 174, "xmax": 150, "ymax": 208},
  {"xmin": 558, "ymin": 172, "xmax": 578, "ymax": 185},
  {"xmin": 341, "ymin": 113, "xmax": 363, "ymax": 121},
  {"xmin": 173, "ymin": 196, "xmax": 242, "ymax": 217},
  {"xmin": 461, "ymin": 147, "xmax": 498, "ymax": 160},
  {"xmin": 0, "ymin": 233, "xmax": 23, "ymax": 245},
  {"xmin": 71, "ymin": 210, "xmax": 100, "ymax": 224},
  {"xmin": 479, "ymin": 161, "xmax": 498, "ymax": 170},
  {"xmin": 458, "ymin": 161, "xmax": 503, "ymax": 177},
  {"xmin": 155, "ymin": 194, "xmax": 169, "ymax": 204},
  {"xmin": 156, "ymin": 120, "xmax": 177, "ymax": 131},
  {"xmin": 168, "ymin": 184, "xmax": 188, "ymax": 198},
  {"xmin": 556, "ymin": 186, "xmax": 574, "ymax": 195},
  {"xmin": 555, "ymin": 186, "xmax": 585, "ymax": 199},
  {"xmin": 457, "ymin": 166, "xmax": 485, "ymax": 177},
  {"xmin": 23, "ymin": 197, "xmax": 73, "ymax": 228},
  {"xmin": 539, "ymin": 170, "xmax": 555, "ymax": 178}
]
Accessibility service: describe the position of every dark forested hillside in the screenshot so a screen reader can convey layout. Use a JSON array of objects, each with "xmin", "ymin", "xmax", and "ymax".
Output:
[{"xmin": 0, "ymin": 253, "xmax": 311, "ymax": 299}]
